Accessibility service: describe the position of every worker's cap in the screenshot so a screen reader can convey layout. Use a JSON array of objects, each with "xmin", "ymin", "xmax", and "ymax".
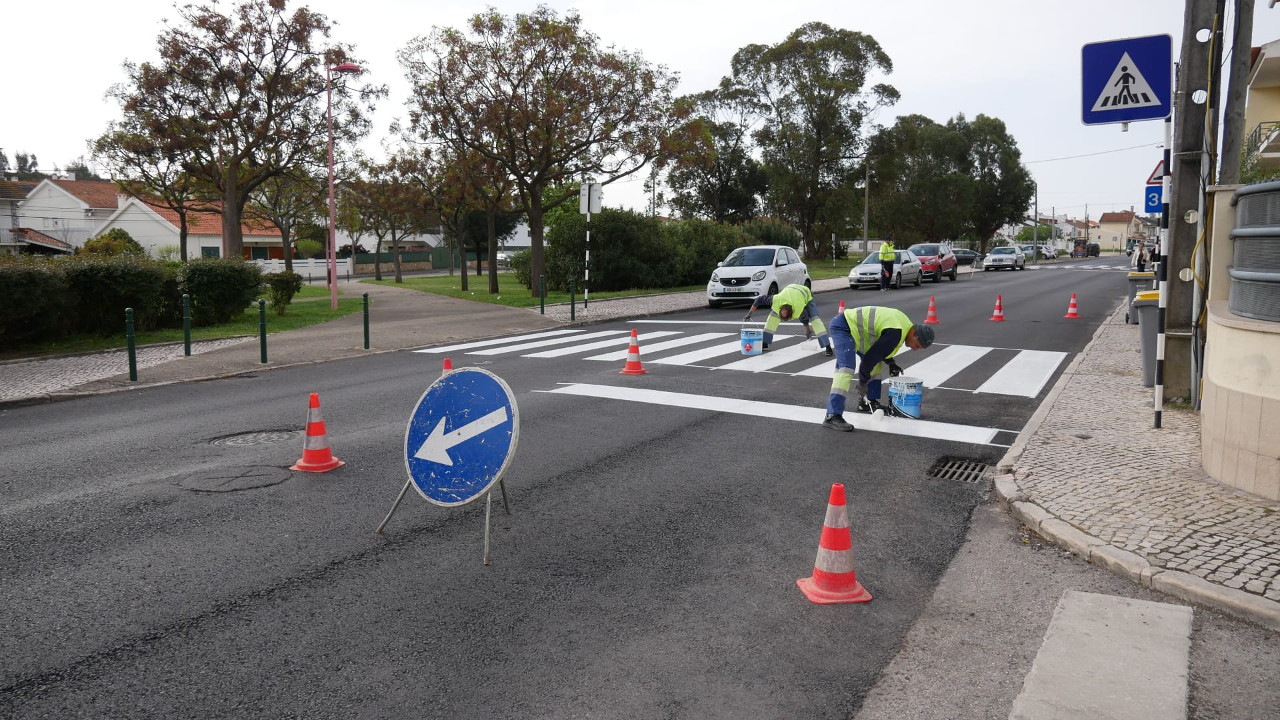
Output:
[{"xmin": 912, "ymin": 323, "xmax": 935, "ymax": 348}]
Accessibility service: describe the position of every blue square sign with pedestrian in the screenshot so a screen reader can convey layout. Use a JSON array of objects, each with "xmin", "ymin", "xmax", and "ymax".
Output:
[{"xmin": 1082, "ymin": 34, "xmax": 1172, "ymax": 126}]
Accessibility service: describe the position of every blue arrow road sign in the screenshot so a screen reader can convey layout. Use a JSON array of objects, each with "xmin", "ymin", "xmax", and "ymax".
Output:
[
  {"xmin": 404, "ymin": 367, "xmax": 519, "ymax": 507},
  {"xmin": 1145, "ymin": 185, "xmax": 1163, "ymax": 214},
  {"xmin": 1082, "ymin": 34, "xmax": 1172, "ymax": 126}
]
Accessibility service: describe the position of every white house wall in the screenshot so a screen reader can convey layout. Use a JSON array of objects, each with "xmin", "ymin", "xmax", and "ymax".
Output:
[
  {"xmin": 98, "ymin": 203, "xmax": 179, "ymax": 256},
  {"xmin": 16, "ymin": 184, "xmax": 104, "ymax": 248}
]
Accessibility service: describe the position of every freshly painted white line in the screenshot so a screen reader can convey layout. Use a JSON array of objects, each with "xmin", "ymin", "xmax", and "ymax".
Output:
[
  {"xmin": 715, "ymin": 338, "xmax": 824, "ymax": 371},
  {"xmin": 791, "ymin": 346, "xmax": 911, "ymax": 379},
  {"xmin": 901, "ymin": 344, "xmax": 993, "ymax": 388},
  {"xmin": 976, "ymin": 349, "xmax": 1067, "ymax": 397},
  {"xmin": 468, "ymin": 330, "xmax": 630, "ymax": 356},
  {"xmin": 586, "ymin": 332, "xmax": 735, "ymax": 362},
  {"xmin": 416, "ymin": 329, "xmax": 585, "ymax": 353},
  {"xmin": 649, "ymin": 339, "xmax": 772, "ymax": 366},
  {"xmin": 542, "ymin": 383, "xmax": 1001, "ymax": 445},
  {"xmin": 523, "ymin": 331, "xmax": 681, "ymax": 358}
]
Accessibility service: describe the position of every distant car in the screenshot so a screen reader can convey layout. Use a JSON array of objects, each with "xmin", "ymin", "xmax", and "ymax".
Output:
[
  {"xmin": 1038, "ymin": 245, "xmax": 1058, "ymax": 259},
  {"xmin": 494, "ymin": 251, "xmax": 512, "ymax": 267},
  {"xmin": 984, "ymin": 246, "xmax": 1025, "ymax": 271},
  {"xmin": 953, "ymin": 248, "xmax": 984, "ymax": 266},
  {"xmin": 907, "ymin": 242, "xmax": 958, "ymax": 282},
  {"xmin": 1087, "ymin": 243, "xmax": 1101, "ymax": 257},
  {"xmin": 707, "ymin": 245, "xmax": 810, "ymax": 308},
  {"xmin": 849, "ymin": 250, "xmax": 923, "ymax": 289}
]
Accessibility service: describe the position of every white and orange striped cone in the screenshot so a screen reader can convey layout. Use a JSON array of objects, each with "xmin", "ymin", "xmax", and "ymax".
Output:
[
  {"xmin": 619, "ymin": 329, "xmax": 647, "ymax": 375},
  {"xmin": 1063, "ymin": 293, "xmax": 1080, "ymax": 319},
  {"xmin": 290, "ymin": 393, "xmax": 345, "ymax": 473},
  {"xmin": 442, "ymin": 357, "xmax": 454, "ymax": 376},
  {"xmin": 989, "ymin": 294, "xmax": 1006, "ymax": 322},
  {"xmin": 924, "ymin": 296, "xmax": 940, "ymax": 325},
  {"xmin": 797, "ymin": 483, "xmax": 872, "ymax": 604},
  {"xmin": 838, "ymin": 299, "xmax": 846, "ymax": 314}
]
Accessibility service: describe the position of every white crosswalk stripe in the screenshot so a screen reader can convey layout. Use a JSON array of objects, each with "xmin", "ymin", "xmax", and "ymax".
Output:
[{"xmin": 417, "ymin": 326, "xmax": 1068, "ymax": 399}]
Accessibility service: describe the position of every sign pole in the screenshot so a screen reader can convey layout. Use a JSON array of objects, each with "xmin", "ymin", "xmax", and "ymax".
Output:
[
  {"xmin": 375, "ymin": 478, "xmax": 414, "ymax": 534},
  {"xmin": 483, "ymin": 491, "xmax": 493, "ymax": 565}
]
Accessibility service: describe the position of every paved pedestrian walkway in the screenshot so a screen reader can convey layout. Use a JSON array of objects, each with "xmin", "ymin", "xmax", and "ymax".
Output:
[{"xmin": 1, "ymin": 273, "xmax": 1277, "ymax": 630}]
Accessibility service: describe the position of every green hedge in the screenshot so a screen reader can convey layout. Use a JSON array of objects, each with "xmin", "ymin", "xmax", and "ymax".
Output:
[
  {"xmin": 0, "ymin": 258, "xmax": 71, "ymax": 346},
  {"xmin": 179, "ymin": 258, "xmax": 264, "ymax": 326}
]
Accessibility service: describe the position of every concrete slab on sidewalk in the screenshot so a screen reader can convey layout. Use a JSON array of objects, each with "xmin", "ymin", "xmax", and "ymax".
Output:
[{"xmin": 1008, "ymin": 590, "xmax": 1192, "ymax": 720}]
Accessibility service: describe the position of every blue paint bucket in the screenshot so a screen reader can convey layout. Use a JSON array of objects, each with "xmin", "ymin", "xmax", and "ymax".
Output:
[
  {"xmin": 740, "ymin": 326, "xmax": 763, "ymax": 355},
  {"xmin": 887, "ymin": 377, "xmax": 923, "ymax": 419}
]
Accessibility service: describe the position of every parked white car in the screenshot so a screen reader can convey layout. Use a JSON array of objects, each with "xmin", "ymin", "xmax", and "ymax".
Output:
[
  {"xmin": 984, "ymin": 246, "xmax": 1026, "ymax": 271},
  {"xmin": 849, "ymin": 250, "xmax": 923, "ymax": 289},
  {"xmin": 707, "ymin": 245, "xmax": 810, "ymax": 308}
]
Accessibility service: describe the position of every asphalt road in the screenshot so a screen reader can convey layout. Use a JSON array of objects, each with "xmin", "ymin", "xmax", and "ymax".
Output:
[{"xmin": 10, "ymin": 256, "xmax": 1275, "ymax": 718}]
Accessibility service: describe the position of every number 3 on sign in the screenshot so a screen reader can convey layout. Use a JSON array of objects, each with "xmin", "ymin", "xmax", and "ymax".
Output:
[{"xmin": 1145, "ymin": 186, "xmax": 1163, "ymax": 213}]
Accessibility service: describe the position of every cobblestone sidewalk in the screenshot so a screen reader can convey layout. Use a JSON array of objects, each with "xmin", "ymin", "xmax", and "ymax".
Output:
[{"xmin": 997, "ymin": 306, "xmax": 1280, "ymax": 628}]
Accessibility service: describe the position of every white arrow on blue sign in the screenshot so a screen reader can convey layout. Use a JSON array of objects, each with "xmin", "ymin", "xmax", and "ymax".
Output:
[
  {"xmin": 1082, "ymin": 34, "xmax": 1172, "ymax": 126},
  {"xmin": 403, "ymin": 367, "xmax": 519, "ymax": 507}
]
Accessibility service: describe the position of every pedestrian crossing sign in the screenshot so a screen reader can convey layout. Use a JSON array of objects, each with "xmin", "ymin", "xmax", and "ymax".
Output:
[{"xmin": 1082, "ymin": 34, "xmax": 1172, "ymax": 126}]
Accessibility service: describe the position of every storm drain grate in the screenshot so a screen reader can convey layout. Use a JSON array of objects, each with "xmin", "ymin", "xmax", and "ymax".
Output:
[
  {"xmin": 210, "ymin": 429, "xmax": 304, "ymax": 447},
  {"xmin": 928, "ymin": 457, "xmax": 992, "ymax": 484}
]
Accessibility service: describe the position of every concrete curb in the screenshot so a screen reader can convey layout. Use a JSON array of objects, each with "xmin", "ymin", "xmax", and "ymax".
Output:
[{"xmin": 992, "ymin": 305, "xmax": 1280, "ymax": 632}]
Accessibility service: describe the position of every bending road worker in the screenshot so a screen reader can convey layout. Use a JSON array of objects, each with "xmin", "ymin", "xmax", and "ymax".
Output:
[
  {"xmin": 743, "ymin": 283, "xmax": 833, "ymax": 356},
  {"xmin": 822, "ymin": 305, "xmax": 935, "ymax": 432}
]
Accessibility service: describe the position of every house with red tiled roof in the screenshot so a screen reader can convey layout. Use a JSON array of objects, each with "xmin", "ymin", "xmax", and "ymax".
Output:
[
  {"xmin": 94, "ymin": 196, "xmax": 283, "ymax": 259},
  {"xmin": 13, "ymin": 178, "xmax": 125, "ymax": 249},
  {"xmin": 1, "ymin": 180, "xmax": 41, "ymax": 255},
  {"xmin": 1096, "ymin": 209, "xmax": 1141, "ymax": 253}
]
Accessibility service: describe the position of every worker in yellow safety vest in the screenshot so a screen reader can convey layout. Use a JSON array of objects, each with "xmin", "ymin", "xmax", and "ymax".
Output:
[
  {"xmin": 877, "ymin": 236, "xmax": 896, "ymax": 291},
  {"xmin": 742, "ymin": 283, "xmax": 832, "ymax": 356},
  {"xmin": 822, "ymin": 305, "xmax": 935, "ymax": 432}
]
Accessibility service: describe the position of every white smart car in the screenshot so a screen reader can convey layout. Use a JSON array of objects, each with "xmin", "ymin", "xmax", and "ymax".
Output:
[{"xmin": 707, "ymin": 245, "xmax": 810, "ymax": 308}]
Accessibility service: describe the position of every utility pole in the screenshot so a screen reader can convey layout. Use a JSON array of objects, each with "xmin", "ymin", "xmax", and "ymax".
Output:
[{"xmin": 1166, "ymin": 0, "xmax": 1223, "ymax": 402}]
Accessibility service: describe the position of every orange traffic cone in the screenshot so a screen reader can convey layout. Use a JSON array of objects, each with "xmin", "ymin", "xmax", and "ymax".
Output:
[
  {"xmin": 442, "ymin": 357, "xmax": 454, "ymax": 376},
  {"xmin": 924, "ymin": 296, "xmax": 940, "ymax": 325},
  {"xmin": 797, "ymin": 483, "xmax": 872, "ymax": 604},
  {"xmin": 989, "ymin": 294, "xmax": 1006, "ymax": 322},
  {"xmin": 619, "ymin": 329, "xmax": 647, "ymax": 375},
  {"xmin": 1063, "ymin": 293, "xmax": 1080, "ymax": 319},
  {"xmin": 291, "ymin": 393, "xmax": 344, "ymax": 472}
]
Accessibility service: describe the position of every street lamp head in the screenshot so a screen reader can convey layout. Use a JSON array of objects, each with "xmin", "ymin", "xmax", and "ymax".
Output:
[{"xmin": 329, "ymin": 62, "xmax": 361, "ymax": 74}]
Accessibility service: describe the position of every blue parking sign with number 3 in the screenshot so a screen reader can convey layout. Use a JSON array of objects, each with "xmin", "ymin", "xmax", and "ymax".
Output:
[{"xmin": 1145, "ymin": 185, "xmax": 1162, "ymax": 213}]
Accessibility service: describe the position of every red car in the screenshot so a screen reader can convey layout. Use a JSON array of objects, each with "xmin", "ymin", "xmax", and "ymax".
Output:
[{"xmin": 907, "ymin": 242, "xmax": 959, "ymax": 282}]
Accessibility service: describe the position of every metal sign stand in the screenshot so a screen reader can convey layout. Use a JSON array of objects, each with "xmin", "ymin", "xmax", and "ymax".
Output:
[{"xmin": 376, "ymin": 477, "xmax": 511, "ymax": 564}]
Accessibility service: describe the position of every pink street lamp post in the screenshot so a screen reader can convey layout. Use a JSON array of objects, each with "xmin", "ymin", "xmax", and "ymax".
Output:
[{"xmin": 326, "ymin": 61, "xmax": 361, "ymax": 310}]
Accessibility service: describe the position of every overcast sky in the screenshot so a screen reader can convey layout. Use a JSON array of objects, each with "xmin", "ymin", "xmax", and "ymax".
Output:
[{"xmin": 8, "ymin": 0, "xmax": 1280, "ymax": 221}]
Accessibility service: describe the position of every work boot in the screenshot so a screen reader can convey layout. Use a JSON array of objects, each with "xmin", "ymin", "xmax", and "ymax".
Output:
[
  {"xmin": 824, "ymin": 346, "xmax": 834, "ymax": 357},
  {"xmin": 822, "ymin": 414, "xmax": 854, "ymax": 432},
  {"xmin": 854, "ymin": 398, "xmax": 880, "ymax": 414}
]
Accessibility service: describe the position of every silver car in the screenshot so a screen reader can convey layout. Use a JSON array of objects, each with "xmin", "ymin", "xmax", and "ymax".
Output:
[
  {"xmin": 983, "ymin": 246, "xmax": 1026, "ymax": 271},
  {"xmin": 849, "ymin": 250, "xmax": 923, "ymax": 289}
]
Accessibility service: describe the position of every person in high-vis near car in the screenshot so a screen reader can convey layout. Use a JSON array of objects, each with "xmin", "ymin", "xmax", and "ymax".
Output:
[
  {"xmin": 877, "ymin": 236, "xmax": 896, "ymax": 291},
  {"xmin": 742, "ymin": 283, "xmax": 833, "ymax": 356},
  {"xmin": 822, "ymin": 305, "xmax": 935, "ymax": 431}
]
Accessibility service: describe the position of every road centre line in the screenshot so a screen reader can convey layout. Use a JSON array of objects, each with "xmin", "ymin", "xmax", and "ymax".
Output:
[{"xmin": 541, "ymin": 383, "xmax": 1003, "ymax": 446}]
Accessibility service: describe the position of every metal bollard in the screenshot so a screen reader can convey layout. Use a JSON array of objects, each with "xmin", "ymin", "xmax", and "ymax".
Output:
[
  {"xmin": 182, "ymin": 293, "xmax": 191, "ymax": 356},
  {"xmin": 569, "ymin": 279, "xmax": 575, "ymax": 322},
  {"xmin": 126, "ymin": 308, "xmax": 138, "ymax": 382},
  {"xmin": 258, "ymin": 299, "xmax": 267, "ymax": 363},
  {"xmin": 363, "ymin": 293, "xmax": 370, "ymax": 350}
]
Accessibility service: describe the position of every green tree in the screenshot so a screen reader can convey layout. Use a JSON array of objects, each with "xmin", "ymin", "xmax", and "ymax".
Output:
[
  {"xmin": 14, "ymin": 152, "xmax": 44, "ymax": 180},
  {"xmin": 250, "ymin": 170, "xmax": 325, "ymax": 272},
  {"xmin": 106, "ymin": 0, "xmax": 382, "ymax": 258},
  {"xmin": 63, "ymin": 156, "xmax": 104, "ymax": 181},
  {"xmin": 346, "ymin": 156, "xmax": 434, "ymax": 283},
  {"xmin": 956, "ymin": 114, "xmax": 1036, "ymax": 251},
  {"xmin": 83, "ymin": 228, "xmax": 145, "ymax": 256},
  {"xmin": 400, "ymin": 5, "xmax": 688, "ymax": 296},
  {"xmin": 727, "ymin": 23, "xmax": 898, "ymax": 258},
  {"xmin": 666, "ymin": 87, "xmax": 765, "ymax": 223},
  {"xmin": 867, "ymin": 115, "xmax": 972, "ymax": 244}
]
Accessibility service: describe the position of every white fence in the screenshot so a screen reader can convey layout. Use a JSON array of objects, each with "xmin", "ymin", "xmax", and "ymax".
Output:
[{"xmin": 252, "ymin": 258, "xmax": 351, "ymax": 281}]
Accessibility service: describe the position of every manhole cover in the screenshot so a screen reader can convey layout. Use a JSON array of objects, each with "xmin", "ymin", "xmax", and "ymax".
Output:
[
  {"xmin": 927, "ymin": 457, "xmax": 992, "ymax": 483},
  {"xmin": 210, "ymin": 429, "xmax": 303, "ymax": 447},
  {"xmin": 179, "ymin": 466, "xmax": 294, "ymax": 493}
]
